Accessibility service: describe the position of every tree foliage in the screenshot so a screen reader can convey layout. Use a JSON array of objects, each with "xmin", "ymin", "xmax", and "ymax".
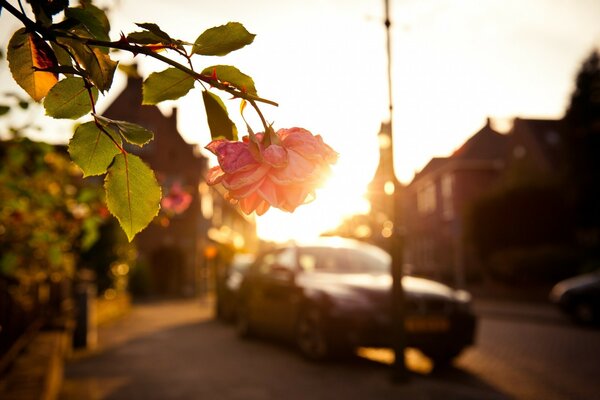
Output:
[
  {"xmin": 563, "ymin": 50, "xmax": 600, "ymax": 237},
  {"xmin": 0, "ymin": 137, "xmax": 105, "ymax": 278}
]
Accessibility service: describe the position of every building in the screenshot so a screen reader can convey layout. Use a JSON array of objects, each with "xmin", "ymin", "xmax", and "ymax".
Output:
[
  {"xmin": 403, "ymin": 117, "xmax": 568, "ymax": 287},
  {"xmin": 103, "ymin": 73, "xmax": 257, "ymax": 297},
  {"xmin": 404, "ymin": 119, "xmax": 508, "ymax": 286}
]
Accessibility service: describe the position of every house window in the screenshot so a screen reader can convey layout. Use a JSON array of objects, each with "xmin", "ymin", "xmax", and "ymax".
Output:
[
  {"xmin": 417, "ymin": 181, "xmax": 436, "ymax": 215},
  {"xmin": 441, "ymin": 173, "xmax": 454, "ymax": 220}
]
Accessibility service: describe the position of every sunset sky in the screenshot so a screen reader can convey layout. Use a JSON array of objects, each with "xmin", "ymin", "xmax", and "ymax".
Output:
[{"xmin": 1, "ymin": 0, "xmax": 599, "ymax": 241}]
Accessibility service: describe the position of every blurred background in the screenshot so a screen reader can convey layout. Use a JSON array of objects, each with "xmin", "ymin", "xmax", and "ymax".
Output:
[{"xmin": 1, "ymin": 1, "xmax": 599, "ymax": 399}]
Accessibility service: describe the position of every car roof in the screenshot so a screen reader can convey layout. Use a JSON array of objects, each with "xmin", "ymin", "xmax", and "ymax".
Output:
[{"xmin": 279, "ymin": 236, "xmax": 391, "ymax": 261}]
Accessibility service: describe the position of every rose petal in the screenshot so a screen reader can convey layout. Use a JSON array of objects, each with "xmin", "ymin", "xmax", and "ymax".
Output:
[
  {"xmin": 262, "ymin": 144, "xmax": 287, "ymax": 168},
  {"xmin": 206, "ymin": 166, "xmax": 225, "ymax": 185},
  {"xmin": 222, "ymin": 164, "xmax": 270, "ymax": 191},
  {"xmin": 277, "ymin": 184, "xmax": 311, "ymax": 212},
  {"xmin": 255, "ymin": 200, "xmax": 270, "ymax": 216},
  {"xmin": 239, "ymin": 193, "xmax": 263, "ymax": 214},
  {"xmin": 207, "ymin": 140, "xmax": 257, "ymax": 174},
  {"xmin": 257, "ymin": 178, "xmax": 278, "ymax": 206},
  {"xmin": 270, "ymin": 149, "xmax": 314, "ymax": 184}
]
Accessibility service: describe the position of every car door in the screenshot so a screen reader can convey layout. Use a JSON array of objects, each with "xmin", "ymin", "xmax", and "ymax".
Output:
[{"xmin": 252, "ymin": 247, "xmax": 299, "ymax": 337}]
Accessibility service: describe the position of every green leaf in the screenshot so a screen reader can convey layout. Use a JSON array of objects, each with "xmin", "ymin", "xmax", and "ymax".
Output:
[
  {"xmin": 193, "ymin": 22, "xmax": 255, "ymax": 56},
  {"xmin": 142, "ymin": 67, "xmax": 195, "ymax": 105},
  {"xmin": 69, "ymin": 121, "xmax": 121, "ymax": 177},
  {"xmin": 201, "ymin": 65, "xmax": 257, "ymax": 96},
  {"xmin": 127, "ymin": 31, "xmax": 166, "ymax": 45},
  {"xmin": 44, "ymin": 77, "xmax": 97, "ymax": 119},
  {"xmin": 95, "ymin": 115, "xmax": 154, "ymax": 146},
  {"xmin": 135, "ymin": 23, "xmax": 172, "ymax": 41},
  {"xmin": 51, "ymin": 42, "xmax": 73, "ymax": 67},
  {"xmin": 65, "ymin": 7, "xmax": 110, "ymax": 41},
  {"xmin": 59, "ymin": 37, "xmax": 117, "ymax": 92},
  {"xmin": 7, "ymin": 28, "xmax": 58, "ymax": 101},
  {"xmin": 83, "ymin": 3, "xmax": 110, "ymax": 36},
  {"xmin": 202, "ymin": 91, "xmax": 238, "ymax": 141},
  {"xmin": 104, "ymin": 153, "xmax": 161, "ymax": 242},
  {"xmin": 82, "ymin": 47, "xmax": 117, "ymax": 91},
  {"xmin": 127, "ymin": 23, "xmax": 185, "ymax": 50}
]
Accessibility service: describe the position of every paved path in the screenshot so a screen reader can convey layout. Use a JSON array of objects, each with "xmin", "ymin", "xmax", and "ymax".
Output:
[{"xmin": 60, "ymin": 298, "xmax": 509, "ymax": 400}]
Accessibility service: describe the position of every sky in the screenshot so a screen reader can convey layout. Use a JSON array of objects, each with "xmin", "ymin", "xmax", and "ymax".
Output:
[{"xmin": 1, "ymin": 0, "xmax": 600, "ymax": 241}]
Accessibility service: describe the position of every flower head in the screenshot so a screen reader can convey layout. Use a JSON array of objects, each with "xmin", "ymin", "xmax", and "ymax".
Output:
[
  {"xmin": 161, "ymin": 182, "xmax": 192, "ymax": 215},
  {"xmin": 206, "ymin": 127, "xmax": 338, "ymax": 215}
]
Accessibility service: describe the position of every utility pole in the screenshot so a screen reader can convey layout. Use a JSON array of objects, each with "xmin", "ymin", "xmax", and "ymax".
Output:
[{"xmin": 384, "ymin": 0, "xmax": 409, "ymax": 381}]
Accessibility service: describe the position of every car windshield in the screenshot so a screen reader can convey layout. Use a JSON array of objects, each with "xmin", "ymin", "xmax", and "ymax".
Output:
[{"xmin": 298, "ymin": 246, "xmax": 390, "ymax": 274}]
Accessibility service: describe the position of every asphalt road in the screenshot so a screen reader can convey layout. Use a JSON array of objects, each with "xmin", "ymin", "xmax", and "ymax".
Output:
[
  {"xmin": 457, "ymin": 303, "xmax": 600, "ymax": 400},
  {"xmin": 59, "ymin": 298, "xmax": 599, "ymax": 400}
]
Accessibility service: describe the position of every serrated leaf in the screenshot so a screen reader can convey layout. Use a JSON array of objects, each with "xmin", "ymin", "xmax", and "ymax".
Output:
[
  {"xmin": 193, "ymin": 22, "xmax": 255, "ymax": 56},
  {"xmin": 59, "ymin": 37, "xmax": 117, "ymax": 92},
  {"xmin": 84, "ymin": 3, "xmax": 110, "ymax": 36},
  {"xmin": 105, "ymin": 153, "xmax": 161, "ymax": 242},
  {"xmin": 7, "ymin": 28, "xmax": 58, "ymax": 101},
  {"xmin": 142, "ymin": 67, "xmax": 195, "ymax": 105},
  {"xmin": 51, "ymin": 42, "xmax": 73, "ymax": 67},
  {"xmin": 65, "ymin": 7, "xmax": 110, "ymax": 41},
  {"xmin": 135, "ymin": 23, "xmax": 172, "ymax": 41},
  {"xmin": 201, "ymin": 65, "xmax": 257, "ymax": 96},
  {"xmin": 95, "ymin": 115, "xmax": 154, "ymax": 146},
  {"xmin": 127, "ymin": 31, "xmax": 166, "ymax": 45},
  {"xmin": 83, "ymin": 47, "xmax": 117, "ymax": 91},
  {"xmin": 202, "ymin": 91, "xmax": 238, "ymax": 141},
  {"xmin": 69, "ymin": 121, "xmax": 121, "ymax": 176},
  {"xmin": 44, "ymin": 77, "xmax": 97, "ymax": 119}
]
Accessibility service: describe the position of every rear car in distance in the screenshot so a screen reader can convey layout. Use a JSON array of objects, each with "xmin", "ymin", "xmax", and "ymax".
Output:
[
  {"xmin": 549, "ymin": 270, "xmax": 600, "ymax": 325},
  {"xmin": 236, "ymin": 237, "xmax": 477, "ymax": 365}
]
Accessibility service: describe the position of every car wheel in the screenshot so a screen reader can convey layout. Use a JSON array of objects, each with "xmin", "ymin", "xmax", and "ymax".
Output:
[
  {"xmin": 236, "ymin": 302, "xmax": 253, "ymax": 338},
  {"xmin": 422, "ymin": 348, "xmax": 462, "ymax": 369},
  {"xmin": 296, "ymin": 307, "xmax": 329, "ymax": 361}
]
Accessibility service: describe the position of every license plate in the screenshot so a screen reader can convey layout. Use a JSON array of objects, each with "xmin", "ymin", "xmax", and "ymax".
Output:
[{"xmin": 405, "ymin": 316, "xmax": 450, "ymax": 332}]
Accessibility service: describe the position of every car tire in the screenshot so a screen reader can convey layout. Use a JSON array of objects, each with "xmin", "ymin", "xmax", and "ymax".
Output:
[
  {"xmin": 296, "ymin": 307, "xmax": 330, "ymax": 361},
  {"xmin": 236, "ymin": 301, "xmax": 253, "ymax": 338},
  {"xmin": 422, "ymin": 347, "xmax": 462, "ymax": 369}
]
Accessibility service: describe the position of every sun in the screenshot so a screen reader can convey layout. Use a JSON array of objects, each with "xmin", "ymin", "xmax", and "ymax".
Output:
[{"xmin": 255, "ymin": 163, "xmax": 372, "ymax": 243}]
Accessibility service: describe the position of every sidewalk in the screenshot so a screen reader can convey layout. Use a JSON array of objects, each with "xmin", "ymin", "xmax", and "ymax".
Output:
[{"xmin": 59, "ymin": 297, "xmax": 511, "ymax": 400}]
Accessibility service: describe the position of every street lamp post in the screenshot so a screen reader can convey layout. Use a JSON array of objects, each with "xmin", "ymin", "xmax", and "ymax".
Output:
[{"xmin": 384, "ymin": 0, "xmax": 409, "ymax": 381}]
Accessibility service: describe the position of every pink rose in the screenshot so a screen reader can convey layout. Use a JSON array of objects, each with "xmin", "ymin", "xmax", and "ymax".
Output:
[
  {"xmin": 205, "ymin": 127, "xmax": 338, "ymax": 215},
  {"xmin": 161, "ymin": 182, "xmax": 192, "ymax": 215}
]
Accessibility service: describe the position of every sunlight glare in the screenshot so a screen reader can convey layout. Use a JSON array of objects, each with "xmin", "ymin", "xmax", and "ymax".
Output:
[{"xmin": 256, "ymin": 163, "xmax": 372, "ymax": 242}]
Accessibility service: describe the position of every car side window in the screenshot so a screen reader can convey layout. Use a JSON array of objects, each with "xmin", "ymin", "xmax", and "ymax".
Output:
[
  {"xmin": 298, "ymin": 248, "xmax": 343, "ymax": 273},
  {"xmin": 258, "ymin": 248, "xmax": 296, "ymax": 276},
  {"xmin": 344, "ymin": 248, "xmax": 389, "ymax": 274}
]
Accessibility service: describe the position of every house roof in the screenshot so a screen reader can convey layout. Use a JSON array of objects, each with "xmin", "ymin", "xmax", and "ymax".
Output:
[
  {"xmin": 510, "ymin": 118, "xmax": 565, "ymax": 169},
  {"xmin": 409, "ymin": 119, "xmax": 507, "ymax": 185},
  {"xmin": 451, "ymin": 119, "xmax": 508, "ymax": 161}
]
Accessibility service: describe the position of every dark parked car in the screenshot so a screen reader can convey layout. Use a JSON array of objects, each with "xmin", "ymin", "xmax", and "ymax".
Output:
[
  {"xmin": 549, "ymin": 270, "xmax": 600, "ymax": 325},
  {"xmin": 235, "ymin": 237, "xmax": 477, "ymax": 365}
]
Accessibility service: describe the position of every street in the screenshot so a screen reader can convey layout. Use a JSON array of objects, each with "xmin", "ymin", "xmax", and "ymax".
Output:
[
  {"xmin": 60, "ymin": 298, "xmax": 600, "ymax": 400},
  {"xmin": 457, "ymin": 304, "xmax": 600, "ymax": 400}
]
